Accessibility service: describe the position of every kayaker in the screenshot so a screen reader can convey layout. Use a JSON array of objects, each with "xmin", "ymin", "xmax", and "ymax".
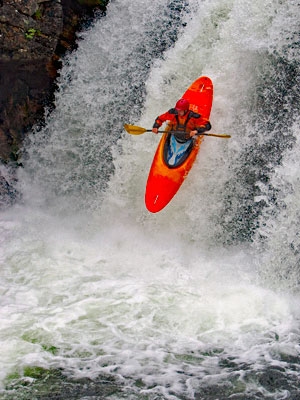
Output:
[{"xmin": 152, "ymin": 98, "xmax": 211, "ymax": 142}]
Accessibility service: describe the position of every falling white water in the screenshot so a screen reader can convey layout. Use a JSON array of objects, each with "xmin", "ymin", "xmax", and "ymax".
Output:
[{"xmin": 0, "ymin": 0, "xmax": 299, "ymax": 399}]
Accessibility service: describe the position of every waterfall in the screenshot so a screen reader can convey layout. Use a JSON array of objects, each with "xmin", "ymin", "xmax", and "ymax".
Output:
[{"xmin": 0, "ymin": 0, "xmax": 299, "ymax": 398}]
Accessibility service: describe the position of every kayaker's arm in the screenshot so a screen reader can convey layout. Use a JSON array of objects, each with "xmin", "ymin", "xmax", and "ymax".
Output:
[
  {"xmin": 152, "ymin": 117, "xmax": 163, "ymax": 134},
  {"xmin": 152, "ymin": 110, "xmax": 176, "ymax": 134},
  {"xmin": 197, "ymin": 121, "xmax": 212, "ymax": 133},
  {"xmin": 190, "ymin": 121, "xmax": 212, "ymax": 137},
  {"xmin": 153, "ymin": 118, "xmax": 163, "ymax": 129}
]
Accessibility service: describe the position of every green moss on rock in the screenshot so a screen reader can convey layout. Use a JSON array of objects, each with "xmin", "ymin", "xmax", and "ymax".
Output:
[
  {"xmin": 3, "ymin": 367, "xmax": 122, "ymax": 400},
  {"xmin": 23, "ymin": 366, "xmax": 50, "ymax": 380}
]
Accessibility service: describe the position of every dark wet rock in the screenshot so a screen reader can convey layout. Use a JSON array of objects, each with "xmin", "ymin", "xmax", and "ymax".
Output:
[
  {"xmin": 0, "ymin": 0, "xmax": 109, "ymax": 206},
  {"xmin": 0, "ymin": 1, "xmax": 63, "ymax": 62},
  {"xmin": 2, "ymin": 362, "xmax": 300, "ymax": 400},
  {"xmin": 0, "ymin": 58, "xmax": 55, "ymax": 161},
  {"xmin": 0, "ymin": 171, "xmax": 18, "ymax": 208},
  {"xmin": 257, "ymin": 368, "xmax": 286, "ymax": 392},
  {"xmin": 2, "ymin": 368, "xmax": 122, "ymax": 399},
  {"xmin": 257, "ymin": 367, "xmax": 299, "ymax": 394},
  {"xmin": 193, "ymin": 362, "xmax": 300, "ymax": 400},
  {"xmin": 0, "ymin": 0, "xmax": 63, "ymax": 164}
]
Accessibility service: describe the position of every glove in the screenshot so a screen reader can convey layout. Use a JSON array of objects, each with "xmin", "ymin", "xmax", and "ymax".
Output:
[{"xmin": 197, "ymin": 126, "xmax": 206, "ymax": 134}]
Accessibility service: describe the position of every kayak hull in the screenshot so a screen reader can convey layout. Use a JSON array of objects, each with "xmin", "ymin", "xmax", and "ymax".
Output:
[
  {"xmin": 145, "ymin": 135, "xmax": 201, "ymax": 213},
  {"xmin": 145, "ymin": 76, "xmax": 213, "ymax": 213}
]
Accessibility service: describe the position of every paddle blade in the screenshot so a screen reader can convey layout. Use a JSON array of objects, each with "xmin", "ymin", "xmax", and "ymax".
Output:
[
  {"xmin": 124, "ymin": 124, "xmax": 148, "ymax": 135},
  {"xmin": 205, "ymin": 133, "xmax": 231, "ymax": 139}
]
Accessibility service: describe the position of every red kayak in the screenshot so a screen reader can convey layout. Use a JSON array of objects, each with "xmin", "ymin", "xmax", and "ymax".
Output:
[{"xmin": 145, "ymin": 76, "xmax": 213, "ymax": 213}]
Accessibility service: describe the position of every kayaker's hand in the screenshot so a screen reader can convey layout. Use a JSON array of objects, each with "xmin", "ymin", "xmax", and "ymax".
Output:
[
  {"xmin": 190, "ymin": 130, "xmax": 198, "ymax": 137},
  {"xmin": 152, "ymin": 128, "xmax": 158, "ymax": 134},
  {"xmin": 197, "ymin": 126, "xmax": 207, "ymax": 134}
]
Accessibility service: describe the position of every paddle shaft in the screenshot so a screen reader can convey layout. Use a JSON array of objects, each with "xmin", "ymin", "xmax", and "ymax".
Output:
[
  {"xmin": 123, "ymin": 124, "xmax": 231, "ymax": 139},
  {"xmin": 146, "ymin": 129, "xmax": 229, "ymax": 138}
]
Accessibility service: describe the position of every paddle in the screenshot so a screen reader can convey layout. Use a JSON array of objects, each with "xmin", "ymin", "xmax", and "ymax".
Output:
[{"xmin": 124, "ymin": 124, "xmax": 231, "ymax": 139}]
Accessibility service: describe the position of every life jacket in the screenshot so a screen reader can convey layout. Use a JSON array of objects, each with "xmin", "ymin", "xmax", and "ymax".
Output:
[
  {"xmin": 167, "ymin": 109, "xmax": 202, "ymax": 142},
  {"xmin": 170, "ymin": 109, "xmax": 200, "ymax": 130}
]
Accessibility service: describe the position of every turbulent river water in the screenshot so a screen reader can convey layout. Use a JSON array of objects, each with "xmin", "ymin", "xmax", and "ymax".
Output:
[{"xmin": 1, "ymin": 0, "xmax": 300, "ymax": 399}]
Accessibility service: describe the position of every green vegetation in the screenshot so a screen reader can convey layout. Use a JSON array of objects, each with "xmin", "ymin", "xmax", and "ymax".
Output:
[
  {"xmin": 41, "ymin": 344, "xmax": 58, "ymax": 355},
  {"xmin": 5, "ymin": 371, "xmax": 20, "ymax": 381},
  {"xmin": 3, "ymin": 368, "xmax": 121, "ymax": 400},
  {"xmin": 21, "ymin": 333, "xmax": 59, "ymax": 355},
  {"xmin": 25, "ymin": 28, "xmax": 41, "ymax": 39},
  {"xmin": 23, "ymin": 366, "xmax": 50, "ymax": 380},
  {"xmin": 33, "ymin": 9, "xmax": 42, "ymax": 20},
  {"xmin": 5, "ymin": 366, "xmax": 52, "ymax": 384}
]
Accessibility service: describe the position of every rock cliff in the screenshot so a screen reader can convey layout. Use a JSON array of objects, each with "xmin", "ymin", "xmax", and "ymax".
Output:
[{"xmin": 0, "ymin": 0, "xmax": 109, "ymax": 205}]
